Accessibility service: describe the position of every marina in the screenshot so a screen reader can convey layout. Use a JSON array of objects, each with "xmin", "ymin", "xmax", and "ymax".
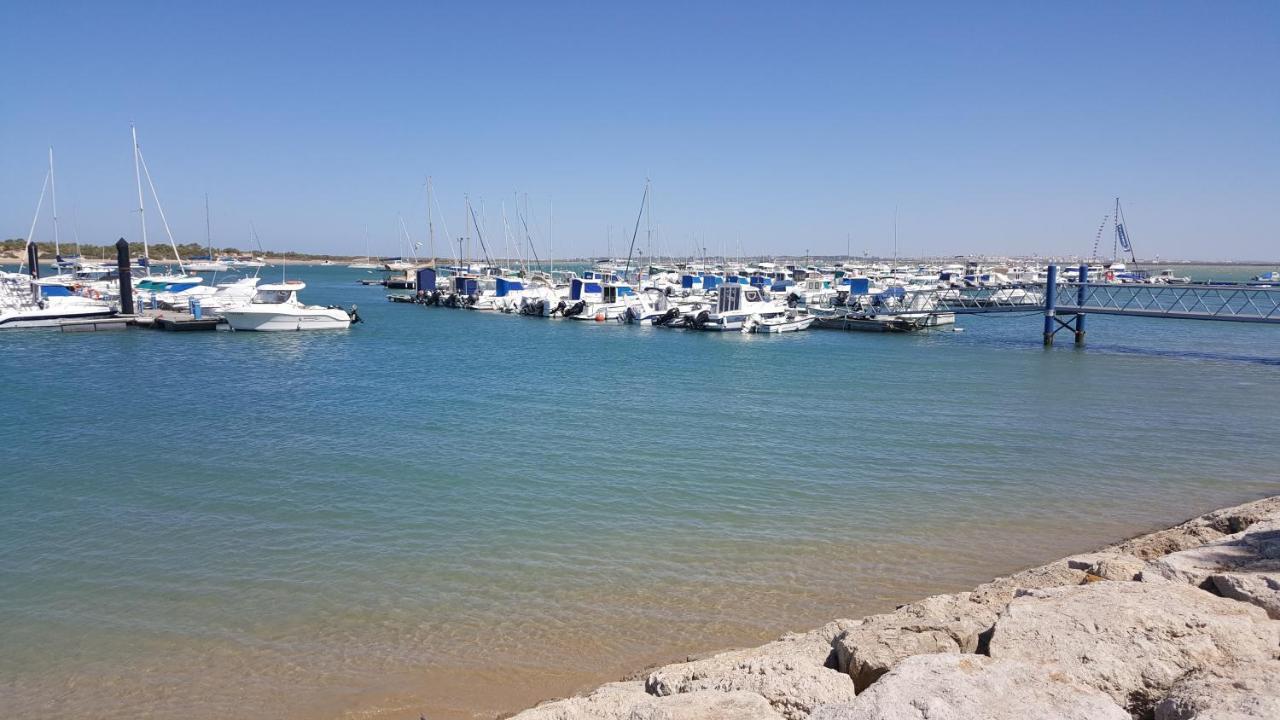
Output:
[{"xmin": 4, "ymin": 3, "xmax": 1279, "ymax": 720}]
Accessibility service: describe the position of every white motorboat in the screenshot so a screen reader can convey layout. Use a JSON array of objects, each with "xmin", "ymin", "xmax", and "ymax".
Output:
[
  {"xmin": 0, "ymin": 271, "xmax": 115, "ymax": 329},
  {"xmin": 741, "ymin": 310, "xmax": 815, "ymax": 333},
  {"xmin": 688, "ymin": 284, "xmax": 789, "ymax": 331},
  {"xmin": 222, "ymin": 280, "xmax": 359, "ymax": 331}
]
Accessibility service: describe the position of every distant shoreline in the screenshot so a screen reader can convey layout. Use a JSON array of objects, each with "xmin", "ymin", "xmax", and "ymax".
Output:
[{"xmin": 3, "ymin": 252, "xmax": 1277, "ymax": 267}]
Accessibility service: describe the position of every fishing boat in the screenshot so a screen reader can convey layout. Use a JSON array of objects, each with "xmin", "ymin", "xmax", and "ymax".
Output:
[{"xmin": 222, "ymin": 280, "xmax": 358, "ymax": 331}]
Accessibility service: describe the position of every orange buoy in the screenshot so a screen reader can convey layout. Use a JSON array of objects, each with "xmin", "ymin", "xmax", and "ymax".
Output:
[{"xmin": 595, "ymin": 313, "xmax": 605, "ymax": 322}]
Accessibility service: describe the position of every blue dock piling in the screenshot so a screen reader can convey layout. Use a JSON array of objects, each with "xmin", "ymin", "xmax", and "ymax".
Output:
[
  {"xmin": 1075, "ymin": 264, "xmax": 1087, "ymax": 345},
  {"xmin": 1043, "ymin": 264, "xmax": 1058, "ymax": 346}
]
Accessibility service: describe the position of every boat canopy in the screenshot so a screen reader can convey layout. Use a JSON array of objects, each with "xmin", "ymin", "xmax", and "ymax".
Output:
[
  {"xmin": 495, "ymin": 277, "xmax": 525, "ymax": 296},
  {"xmin": 842, "ymin": 277, "xmax": 871, "ymax": 294},
  {"xmin": 416, "ymin": 267, "xmax": 437, "ymax": 291}
]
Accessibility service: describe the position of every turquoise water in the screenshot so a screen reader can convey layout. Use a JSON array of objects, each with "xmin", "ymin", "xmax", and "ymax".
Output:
[{"xmin": 2, "ymin": 265, "xmax": 1279, "ymax": 719}]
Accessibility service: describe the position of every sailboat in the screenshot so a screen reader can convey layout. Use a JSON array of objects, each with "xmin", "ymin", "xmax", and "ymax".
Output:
[{"xmin": 128, "ymin": 125, "xmax": 205, "ymax": 298}]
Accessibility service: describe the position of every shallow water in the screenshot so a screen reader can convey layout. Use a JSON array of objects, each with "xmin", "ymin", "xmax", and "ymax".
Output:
[{"xmin": 2, "ymin": 264, "xmax": 1278, "ymax": 719}]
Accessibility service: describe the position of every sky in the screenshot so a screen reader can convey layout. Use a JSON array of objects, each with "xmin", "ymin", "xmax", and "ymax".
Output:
[{"xmin": 2, "ymin": 1, "xmax": 1277, "ymax": 261}]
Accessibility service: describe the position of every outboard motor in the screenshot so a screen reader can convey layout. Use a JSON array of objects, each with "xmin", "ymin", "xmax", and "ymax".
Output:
[
  {"xmin": 562, "ymin": 299, "xmax": 586, "ymax": 318},
  {"xmin": 463, "ymin": 294, "xmax": 478, "ymax": 308},
  {"xmin": 549, "ymin": 300, "xmax": 566, "ymax": 316},
  {"xmin": 689, "ymin": 308, "xmax": 710, "ymax": 329},
  {"xmin": 653, "ymin": 307, "xmax": 682, "ymax": 327},
  {"xmin": 619, "ymin": 306, "xmax": 638, "ymax": 324},
  {"xmin": 787, "ymin": 292, "xmax": 801, "ymax": 308},
  {"xmin": 347, "ymin": 305, "xmax": 362, "ymax": 324}
]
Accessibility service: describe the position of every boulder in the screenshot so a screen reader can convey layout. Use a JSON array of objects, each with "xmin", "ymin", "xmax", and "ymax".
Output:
[
  {"xmin": 968, "ymin": 561, "xmax": 1088, "ymax": 607},
  {"xmin": 646, "ymin": 623, "xmax": 857, "ymax": 720},
  {"xmin": 1198, "ymin": 496, "xmax": 1280, "ymax": 535},
  {"xmin": 809, "ymin": 654, "xmax": 1129, "ymax": 720},
  {"xmin": 1111, "ymin": 523, "xmax": 1227, "ymax": 560},
  {"xmin": 1210, "ymin": 568, "xmax": 1280, "ymax": 619},
  {"xmin": 987, "ymin": 581, "xmax": 1279, "ymax": 716},
  {"xmin": 1146, "ymin": 519, "xmax": 1280, "ymax": 588},
  {"xmin": 1066, "ymin": 551, "xmax": 1148, "ymax": 581},
  {"xmin": 1110, "ymin": 496, "xmax": 1280, "ymax": 560},
  {"xmin": 511, "ymin": 683, "xmax": 784, "ymax": 720},
  {"xmin": 1154, "ymin": 660, "xmax": 1280, "ymax": 720},
  {"xmin": 832, "ymin": 593, "xmax": 998, "ymax": 692}
]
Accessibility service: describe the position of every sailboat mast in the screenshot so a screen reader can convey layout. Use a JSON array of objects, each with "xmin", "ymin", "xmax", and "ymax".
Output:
[
  {"xmin": 427, "ymin": 176, "xmax": 435, "ymax": 266},
  {"xmin": 205, "ymin": 193, "xmax": 212, "ymax": 257},
  {"xmin": 48, "ymin": 147, "xmax": 60, "ymax": 258},
  {"xmin": 549, "ymin": 199, "xmax": 554, "ymax": 274},
  {"xmin": 131, "ymin": 124, "xmax": 149, "ymax": 264},
  {"xmin": 1113, "ymin": 197, "xmax": 1119, "ymax": 261}
]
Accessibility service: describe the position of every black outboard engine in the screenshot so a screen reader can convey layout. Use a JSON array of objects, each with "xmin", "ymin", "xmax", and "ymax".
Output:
[
  {"xmin": 347, "ymin": 305, "xmax": 362, "ymax": 324},
  {"xmin": 689, "ymin": 308, "xmax": 710, "ymax": 329},
  {"xmin": 787, "ymin": 292, "xmax": 800, "ymax": 308},
  {"xmin": 562, "ymin": 300, "xmax": 586, "ymax": 318},
  {"xmin": 425, "ymin": 290, "xmax": 441, "ymax": 306},
  {"xmin": 549, "ymin": 300, "xmax": 566, "ymax": 316},
  {"xmin": 653, "ymin": 307, "xmax": 682, "ymax": 326},
  {"xmin": 463, "ymin": 294, "xmax": 478, "ymax": 308}
]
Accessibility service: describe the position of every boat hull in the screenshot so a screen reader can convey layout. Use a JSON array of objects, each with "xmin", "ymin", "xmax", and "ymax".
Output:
[{"xmin": 222, "ymin": 310, "xmax": 351, "ymax": 331}]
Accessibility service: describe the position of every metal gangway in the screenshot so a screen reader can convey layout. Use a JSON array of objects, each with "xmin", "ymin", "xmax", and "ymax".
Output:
[{"xmin": 872, "ymin": 265, "xmax": 1280, "ymax": 345}]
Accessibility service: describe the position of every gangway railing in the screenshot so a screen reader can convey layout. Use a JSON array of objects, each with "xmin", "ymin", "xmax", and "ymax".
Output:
[{"xmin": 862, "ymin": 264, "xmax": 1280, "ymax": 345}]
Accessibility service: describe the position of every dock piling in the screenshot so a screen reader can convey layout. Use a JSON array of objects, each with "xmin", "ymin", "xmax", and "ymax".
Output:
[
  {"xmin": 27, "ymin": 242, "xmax": 41, "ymax": 303},
  {"xmin": 116, "ymin": 238, "xmax": 134, "ymax": 315},
  {"xmin": 1043, "ymin": 264, "xmax": 1058, "ymax": 346},
  {"xmin": 1074, "ymin": 264, "xmax": 1087, "ymax": 345}
]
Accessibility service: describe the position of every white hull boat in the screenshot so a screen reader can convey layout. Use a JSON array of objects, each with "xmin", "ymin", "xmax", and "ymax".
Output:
[
  {"xmin": 741, "ymin": 312, "xmax": 815, "ymax": 333},
  {"xmin": 222, "ymin": 280, "xmax": 358, "ymax": 331}
]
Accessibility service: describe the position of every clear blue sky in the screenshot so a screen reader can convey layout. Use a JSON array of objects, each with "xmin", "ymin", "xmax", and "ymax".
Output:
[{"xmin": 3, "ymin": 1, "xmax": 1277, "ymax": 260}]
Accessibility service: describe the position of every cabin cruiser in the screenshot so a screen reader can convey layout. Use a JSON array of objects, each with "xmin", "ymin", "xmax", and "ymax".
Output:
[
  {"xmin": 0, "ymin": 271, "xmax": 115, "ymax": 329},
  {"xmin": 687, "ymin": 284, "xmax": 790, "ymax": 331},
  {"xmin": 562, "ymin": 281, "xmax": 636, "ymax": 321},
  {"xmin": 222, "ymin": 280, "xmax": 358, "ymax": 331}
]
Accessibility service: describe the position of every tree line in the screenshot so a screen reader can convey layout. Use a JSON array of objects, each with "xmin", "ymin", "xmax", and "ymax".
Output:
[{"xmin": 2, "ymin": 238, "xmax": 345, "ymax": 261}]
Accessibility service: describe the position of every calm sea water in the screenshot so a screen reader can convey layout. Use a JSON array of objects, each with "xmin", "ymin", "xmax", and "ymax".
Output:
[{"xmin": 2, "ymin": 264, "xmax": 1278, "ymax": 719}]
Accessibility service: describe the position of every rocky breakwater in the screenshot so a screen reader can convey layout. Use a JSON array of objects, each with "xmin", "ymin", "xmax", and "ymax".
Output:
[{"xmin": 510, "ymin": 495, "xmax": 1280, "ymax": 720}]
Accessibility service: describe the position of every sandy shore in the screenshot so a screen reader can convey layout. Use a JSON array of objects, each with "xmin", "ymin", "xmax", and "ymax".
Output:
[{"xmin": 509, "ymin": 494, "xmax": 1280, "ymax": 720}]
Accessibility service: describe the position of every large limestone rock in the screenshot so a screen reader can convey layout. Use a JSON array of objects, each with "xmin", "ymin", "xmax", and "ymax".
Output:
[
  {"xmin": 832, "ymin": 593, "xmax": 998, "ymax": 692},
  {"xmin": 1066, "ymin": 551, "xmax": 1149, "ymax": 581},
  {"xmin": 1154, "ymin": 660, "xmax": 1280, "ymax": 720},
  {"xmin": 511, "ymin": 682, "xmax": 784, "ymax": 720},
  {"xmin": 1211, "ymin": 568, "xmax": 1280, "ymax": 619},
  {"xmin": 809, "ymin": 654, "xmax": 1129, "ymax": 720},
  {"xmin": 645, "ymin": 622, "xmax": 857, "ymax": 720},
  {"xmin": 987, "ymin": 581, "xmax": 1279, "ymax": 716},
  {"xmin": 968, "ymin": 560, "xmax": 1088, "ymax": 607},
  {"xmin": 1111, "ymin": 496, "xmax": 1280, "ymax": 560},
  {"xmin": 1146, "ymin": 518, "xmax": 1280, "ymax": 588}
]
